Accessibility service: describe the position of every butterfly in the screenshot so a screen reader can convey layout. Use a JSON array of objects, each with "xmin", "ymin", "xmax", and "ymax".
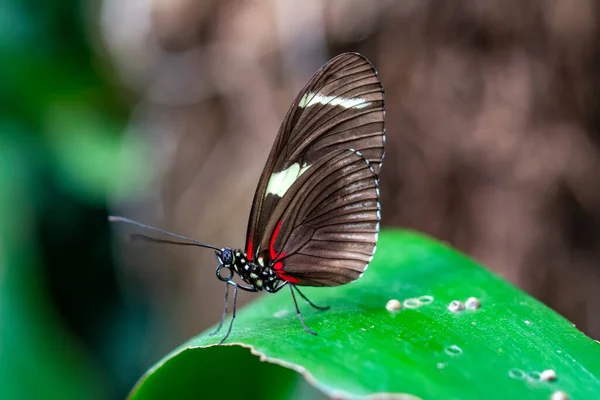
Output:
[{"xmin": 110, "ymin": 52, "xmax": 385, "ymax": 344}]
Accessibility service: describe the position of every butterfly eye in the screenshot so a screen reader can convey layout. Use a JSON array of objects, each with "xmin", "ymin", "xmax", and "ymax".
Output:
[{"xmin": 219, "ymin": 248, "xmax": 234, "ymax": 265}]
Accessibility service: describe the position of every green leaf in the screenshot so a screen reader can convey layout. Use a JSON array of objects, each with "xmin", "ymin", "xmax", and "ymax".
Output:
[{"xmin": 130, "ymin": 230, "xmax": 600, "ymax": 400}]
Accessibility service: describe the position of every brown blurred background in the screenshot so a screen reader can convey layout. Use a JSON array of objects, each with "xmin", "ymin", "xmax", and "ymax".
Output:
[{"xmin": 106, "ymin": 0, "xmax": 600, "ymax": 369}]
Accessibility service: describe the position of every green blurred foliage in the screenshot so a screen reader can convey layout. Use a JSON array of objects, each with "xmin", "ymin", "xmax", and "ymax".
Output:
[
  {"xmin": 0, "ymin": 1, "xmax": 149, "ymax": 399},
  {"xmin": 0, "ymin": 136, "xmax": 107, "ymax": 399}
]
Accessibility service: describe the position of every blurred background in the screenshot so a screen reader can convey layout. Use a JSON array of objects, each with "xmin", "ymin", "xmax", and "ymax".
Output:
[{"xmin": 2, "ymin": 0, "xmax": 600, "ymax": 398}]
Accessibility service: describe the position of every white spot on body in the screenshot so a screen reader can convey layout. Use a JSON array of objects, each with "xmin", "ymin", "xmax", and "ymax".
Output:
[
  {"xmin": 244, "ymin": 265, "xmax": 249, "ymax": 270},
  {"xmin": 265, "ymin": 163, "xmax": 310, "ymax": 198},
  {"xmin": 465, "ymin": 297, "xmax": 480, "ymax": 310},
  {"xmin": 250, "ymin": 273, "xmax": 258, "ymax": 279},
  {"xmin": 298, "ymin": 91, "xmax": 371, "ymax": 109},
  {"xmin": 386, "ymin": 299, "xmax": 402, "ymax": 311},
  {"xmin": 258, "ymin": 257, "xmax": 264, "ymax": 267},
  {"xmin": 256, "ymin": 279, "xmax": 263, "ymax": 287},
  {"xmin": 540, "ymin": 369, "xmax": 557, "ymax": 382},
  {"xmin": 448, "ymin": 300, "xmax": 465, "ymax": 312}
]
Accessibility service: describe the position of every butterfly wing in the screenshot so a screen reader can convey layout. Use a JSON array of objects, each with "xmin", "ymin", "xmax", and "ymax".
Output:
[
  {"xmin": 245, "ymin": 53, "xmax": 384, "ymax": 286},
  {"xmin": 260, "ymin": 149, "xmax": 381, "ymax": 286}
]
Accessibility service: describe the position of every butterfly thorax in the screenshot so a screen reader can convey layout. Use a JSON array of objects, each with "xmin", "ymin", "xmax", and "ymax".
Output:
[{"xmin": 228, "ymin": 249, "xmax": 281, "ymax": 292}]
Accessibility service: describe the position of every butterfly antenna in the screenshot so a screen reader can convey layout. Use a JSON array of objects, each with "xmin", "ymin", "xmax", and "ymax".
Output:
[{"xmin": 108, "ymin": 216, "xmax": 220, "ymax": 251}]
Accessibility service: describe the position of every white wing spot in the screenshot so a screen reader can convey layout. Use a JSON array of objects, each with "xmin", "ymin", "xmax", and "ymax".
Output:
[
  {"xmin": 265, "ymin": 162, "xmax": 310, "ymax": 198},
  {"xmin": 298, "ymin": 91, "xmax": 371, "ymax": 109}
]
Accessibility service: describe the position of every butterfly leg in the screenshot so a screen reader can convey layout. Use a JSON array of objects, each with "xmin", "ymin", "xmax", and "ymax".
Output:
[
  {"xmin": 292, "ymin": 285, "xmax": 330, "ymax": 311},
  {"xmin": 218, "ymin": 283, "xmax": 238, "ymax": 345},
  {"xmin": 209, "ymin": 283, "xmax": 229, "ymax": 336},
  {"xmin": 289, "ymin": 284, "xmax": 317, "ymax": 336},
  {"xmin": 215, "ymin": 281, "xmax": 259, "ymax": 344}
]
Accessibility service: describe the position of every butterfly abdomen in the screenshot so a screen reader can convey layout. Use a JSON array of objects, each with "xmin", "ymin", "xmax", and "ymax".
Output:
[{"xmin": 231, "ymin": 250, "xmax": 280, "ymax": 292}]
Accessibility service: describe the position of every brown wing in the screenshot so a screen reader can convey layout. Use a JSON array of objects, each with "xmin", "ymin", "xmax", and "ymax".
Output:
[
  {"xmin": 245, "ymin": 53, "xmax": 385, "ymax": 260},
  {"xmin": 255, "ymin": 149, "xmax": 380, "ymax": 287}
]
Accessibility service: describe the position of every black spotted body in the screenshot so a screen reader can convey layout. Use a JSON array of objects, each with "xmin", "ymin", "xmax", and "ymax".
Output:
[{"xmin": 224, "ymin": 248, "xmax": 282, "ymax": 293}]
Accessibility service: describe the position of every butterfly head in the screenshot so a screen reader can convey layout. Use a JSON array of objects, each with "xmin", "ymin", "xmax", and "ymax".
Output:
[
  {"xmin": 215, "ymin": 247, "xmax": 236, "ymax": 282},
  {"xmin": 218, "ymin": 247, "xmax": 234, "ymax": 266}
]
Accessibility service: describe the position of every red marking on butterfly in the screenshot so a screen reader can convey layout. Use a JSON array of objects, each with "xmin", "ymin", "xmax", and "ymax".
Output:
[
  {"xmin": 270, "ymin": 220, "xmax": 283, "ymax": 260},
  {"xmin": 269, "ymin": 220, "xmax": 298, "ymax": 283},
  {"xmin": 246, "ymin": 236, "xmax": 253, "ymax": 261},
  {"xmin": 274, "ymin": 260, "xmax": 298, "ymax": 283}
]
